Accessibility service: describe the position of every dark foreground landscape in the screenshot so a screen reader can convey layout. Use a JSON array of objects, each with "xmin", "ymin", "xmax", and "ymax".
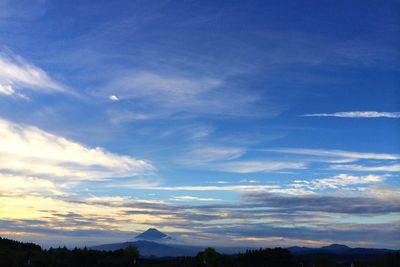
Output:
[{"xmin": 1, "ymin": 236, "xmax": 399, "ymax": 267}]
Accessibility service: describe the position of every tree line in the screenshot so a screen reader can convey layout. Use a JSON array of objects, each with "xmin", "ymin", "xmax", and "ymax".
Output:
[{"xmin": 0, "ymin": 237, "xmax": 398, "ymax": 267}]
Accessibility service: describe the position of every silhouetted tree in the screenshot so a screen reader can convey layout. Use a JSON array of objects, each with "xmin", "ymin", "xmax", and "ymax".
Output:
[{"xmin": 197, "ymin": 247, "xmax": 222, "ymax": 267}]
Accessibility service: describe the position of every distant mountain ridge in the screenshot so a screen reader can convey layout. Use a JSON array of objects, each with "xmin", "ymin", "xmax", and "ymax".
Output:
[
  {"xmin": 288, "ymin": 243, "xmax": 395, "ymax": 255},
  {"xmin": 91, "ymin": 228, "xmax": 399, "ymax": 258}
]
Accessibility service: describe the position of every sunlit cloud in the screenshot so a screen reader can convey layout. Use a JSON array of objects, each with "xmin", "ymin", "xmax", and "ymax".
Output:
[
  {"xmin": 0, "ymin": 174, "xmax": 64, "ymax": 196},
  {"xmin": 0, "ymin": 117, "xmax": 155, "ymax": 181}
]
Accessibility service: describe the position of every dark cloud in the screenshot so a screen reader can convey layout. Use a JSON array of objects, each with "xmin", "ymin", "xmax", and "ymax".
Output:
[
  {"xmin": 242, "ymin": 193, "xmax": 400, "ymax": 214},
  {"xmin": 0, "ymin": 219, "xmax": 130, "ymax": 238},
  {"xmin": 205, "ymin": 221, "xmax": 400, "ymax": 248}
]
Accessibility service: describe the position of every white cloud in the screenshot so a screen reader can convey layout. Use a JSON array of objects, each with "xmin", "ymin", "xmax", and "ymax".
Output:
[
  {"xmin": 138, "ymin": 184, "xmax": 313, "ymax": 195},
  {"xmin": 0, "ymin": 117, "xmax": 155, "ymax": 181},
  {"xmin": 240, "ymin": 179, "xmax": 259, "ymax": 183},
  {"xmin": 292, "ymin": 174, "xmax": 385, "ymax": 190},
  {"xmin": 301, "ymin": 111, "xmax": 400, "ymax": 118},
  {"xmin": 82, "ymin": 196, "xmax": 165, "ymax": 207},
  {"xmin": 170, "ymin": 195, "xmax": 221, "ymax": 202},
  {"xmin": 219, "ymin": 161, "xmax": 306, "ymax": 173},
  {"xmin": 137, "ymin": 185, "xmax": 281, "ymax": 192},
  {"xmin": 0, "ymin": 174, "xmax": 64, "ymax": 196},
  {"xmin": 109, "ymin": 95, "xmax": 119, "ymax": 101},
  {"xmin": 268, "ymin": 148, "xmax": 400, "ymax": 160},
  {"xmin": 368, "ymin": 187, "xmax": 400, "ymax": 201},
  {"xmin": 0, "ymin": 83, "xmax": 14, "ymax": 95},
  {"xmin": 330, "ymin": 164, "xmax": 400, "ymax": 172},
  {"xmin": 0, "ymin": 51, "xmax": 70, "ymax": 96}
]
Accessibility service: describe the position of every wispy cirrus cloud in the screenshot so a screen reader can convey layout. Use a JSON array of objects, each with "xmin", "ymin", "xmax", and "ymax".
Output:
[
  {"xmin": 133, "ymin": 184, "xmax": 312, "ymax": 196},
  {"xmin": 177, "ymin": 146, "xmax": 307, "ymax": 173},
  {"xmin": 170, "ymin": 195, "xmax": 221, "ymax": 202},
  {"xmin": 178, "ymin": 145, "xmax": 246, "ymax": 165},
  {"xmin": 268, "ymin": 148, "xmax": 400, "ymax": 160},
  {"xmin": 0, "ymin": 117, "xmax": 155, "ymax": 182},
  {"xmin": 0, "ymin": 50, "xmax": 71, "ymax": 98},
  {"xmin": 301, "ymin": 111, "xmax": 400, "ymax": 118},
  {"xmin": 100, "ymin": 71, "xmax": 263, "ymax": 119},
  {"xmin": 136, "ymin": 184, "xmax": 280, "ymax": 192},
  {"xmin": 219, "ymin": 161, "xmax": 307, "ymax": 173},
  {"xmin": 330, "ymin": 164, "xmax": 400, "ymax": 172},
  {"xmin": 107, "ymin": 109, "xmax": 156, "ymax": 124}
]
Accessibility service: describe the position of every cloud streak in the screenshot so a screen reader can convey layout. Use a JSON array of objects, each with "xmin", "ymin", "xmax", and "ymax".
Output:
[
  {"xmin": 330, "ymin": 164, "xmax": 400, "ymax": 172},
  {"xmin": 301, "ymin": 111, "xmax": 400, "ymax": 118},
  {"xmin": 178, "ymin": 146, "xmax": 246, "ymax": 165},
  {"xmin": 268, "ymin": 148, "xmax": 400, "ymax": 160},
  {"xmin": 219, "ymin": 161, "xmax": 307, "ymax": 173},
  {"xmin": 170, "ymin": 196, "xmax": 222, "ymax": 202}
]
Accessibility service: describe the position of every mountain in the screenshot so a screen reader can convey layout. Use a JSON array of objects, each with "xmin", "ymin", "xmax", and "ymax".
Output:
[
  {"xmin": 91, "ymin": 240, "xmax": 201, "ymax": 257},
  {"xmin": 288, "ymin": 243, "xmax": 395, "ymax": 256},
  {"xmin": 91, "ymin": 228, "xmax": 202, "ymax": 257},
  {"xmin": 320, "ymin": 244, "xmax": 350, "ymax": 251},
  {"xmin": 135, "ymin": 228, "xmax": 172, "ymax": 242},
  {"xmin": 288, "ymin": 243, "xmax": 399, "ymax": 264},
  {"xmin": 0, "ymin": 237, "xmax": 41, "ymax": 252}
]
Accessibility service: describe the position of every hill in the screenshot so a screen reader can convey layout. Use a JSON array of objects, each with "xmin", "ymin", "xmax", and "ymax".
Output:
[{"xmin": 0, "ymin": 237, "xmax": 41, "ymax": 251}]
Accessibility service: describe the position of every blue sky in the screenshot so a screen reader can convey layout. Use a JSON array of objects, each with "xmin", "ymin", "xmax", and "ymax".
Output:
[{"xmin": 0, "ymin": 0, "xmax": 399, "ymax": 249}]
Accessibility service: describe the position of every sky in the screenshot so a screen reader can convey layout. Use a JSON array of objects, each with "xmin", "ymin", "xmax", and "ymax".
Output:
[{"xmin": 0, "ymin": 0, "xmax": 399, "ymax": 249}]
